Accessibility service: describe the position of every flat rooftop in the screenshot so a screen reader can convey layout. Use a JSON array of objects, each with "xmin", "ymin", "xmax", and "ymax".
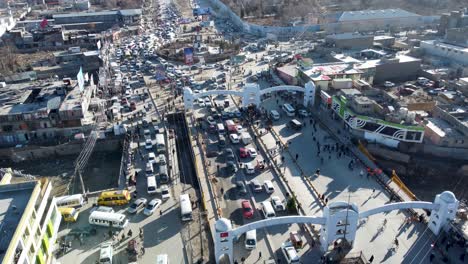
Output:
[
  {"xmin": 0, "ymin": 81, "xmax": 66, "ymax": 116},
  {"xmin": 0, "ymin": 181, "xmax": 37, "ymax": 261}
]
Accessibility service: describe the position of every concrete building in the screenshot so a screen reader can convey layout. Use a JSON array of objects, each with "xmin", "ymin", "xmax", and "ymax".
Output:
[
  {"xmin": 324, "ymin": 9, "xmax": 436, "ymax": 34},
  {"xmin": 299, "ymin": 63, "xmax": 363, "ymax": 90},
  {"xmin": 52, "ymin": 9, "xmax": 141, "ymax": 30},
  {"xmin": 425, "ymin": 117, "xmax": 468, "ymax": 148},
  {"xmin": 355, "ymin": 54, "xmax": 421, "ymax": 83},
  {"xmin": 373, "ymin": 35, "xmax": 396, "ymax": 47},
  {"xmin": 325, "ymin": 33, "xmax": 373, "ymax": 50},
  {"xmin": 0, "ymin": 78, "xmax": 97, "ymax": 146},
  {"xmin": 32, "ymin": 48, "xmax": 101, "ymax": 79},
  {"xmin": 438, "ymin": 9, "xmax": 468, "ymax": 35},
  {"xmin": 0, "ymin": 172, "xmax": 61, "ymax": 264},
  {"xmin": 420, "ymin": 40, "xmax": 468, "ymax": 66}
]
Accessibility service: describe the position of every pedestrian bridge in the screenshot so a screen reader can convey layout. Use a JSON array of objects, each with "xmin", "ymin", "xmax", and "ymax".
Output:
[
  {"xmin": 183, "ymin": 82, "xmax": 316, "ymax": 109},
  {"xmin": 214, "ymin": 191, "xmax": 459, "ymax": 264}
]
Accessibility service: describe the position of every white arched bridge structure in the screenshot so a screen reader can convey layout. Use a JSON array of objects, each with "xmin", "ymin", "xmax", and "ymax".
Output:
[
  {"xmin": 183, "ymin": 82, "xmax": 316, "ymax": 110},
  {"xmin": 214, "ymin": 191, "xmax": 459, "ymax": 263}
]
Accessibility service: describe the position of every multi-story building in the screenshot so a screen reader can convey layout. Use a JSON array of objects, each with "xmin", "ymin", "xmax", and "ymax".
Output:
[
  {"xmin": 0, "ymin": 78, "xmax": 97, "ymax": 146},
  {"xmin": 0, "ymin": 169, "xmax": 61, "ymax": 264}
]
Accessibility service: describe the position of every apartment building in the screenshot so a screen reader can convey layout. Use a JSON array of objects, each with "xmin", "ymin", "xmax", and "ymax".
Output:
[{"xmin": 0, "ymin": 170, "xmax": 61, "ymax": 264}]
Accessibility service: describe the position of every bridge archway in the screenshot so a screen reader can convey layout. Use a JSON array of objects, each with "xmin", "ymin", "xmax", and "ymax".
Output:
[
  {"xmin": 214, "ymin": 191, "xmax": 458, "ymax": 264},
  {"xmin": 183, "ymin": 82, "xmax": 317, "ymax": 110}
]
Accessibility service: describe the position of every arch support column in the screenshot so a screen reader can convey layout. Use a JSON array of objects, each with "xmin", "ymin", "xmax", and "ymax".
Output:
[
  {"xmin": 242, "ymin": 83, "xmax": 260, "ymax": 107},
  {"xmin": 304, "ymin": 81, "xmax": 316, "ymax": 107},
  {"xmin": 320, "ymin": 202, "xmax": 359, "ymax": 251},
  {"xmin": 214, "ymin": 218, "xmax": 234, "ymax": 264},
  {"xmin": 183, "ymin": 87, "xmax": 194, "ymax": 110},
  {"xmin": 428, "ymin": 191, "xmax": 459, "ymax": 235}
]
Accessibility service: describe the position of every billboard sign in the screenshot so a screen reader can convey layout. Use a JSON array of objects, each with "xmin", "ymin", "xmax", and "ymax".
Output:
[
  {"xmin": 193, "ymin": 7, "xmax": 211, "ymax": 16},
  {"xmin": 77, "ymin": 67, "xmax": 85, "ymax": 92},
  {"xmin": 184, "ymin": 47, "xmax": 194, "ymax": 65}
]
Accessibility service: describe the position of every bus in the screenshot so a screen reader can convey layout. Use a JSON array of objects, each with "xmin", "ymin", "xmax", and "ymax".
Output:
[
  {"xmin": 59, "ymin": 207, "xmax": 80, "ymax": 222},
  {"xmin": 282, "ymin": 103, "xmax": 295, "ymax": 117},
  {"xmin": 97, "ymin": 190, "xmax": 131, "ymax": 206},
  {"xmin": 88, "ymin": 211, "xmax": 128, "ymax": 228},
  {"xmin": 180, "ymin": 194, "xmax": 193, "ymax": 221},
  {"xmin": 55, "ymin": 194, "xmax": 85, "ymax": 208},
  {"xmin": 155, "ymin": 134, "xmax": 166, "ymax": 154}
]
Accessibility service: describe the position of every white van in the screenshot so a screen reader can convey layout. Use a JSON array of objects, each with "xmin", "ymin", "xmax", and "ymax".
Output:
[
  {"xmin": 245, "ymin": 230, "xmax": 257, "ymax": 250},
  {"xmin": 147, "ymin": 176, "xmax": 157, "ymax": 194},
  {"xmin": 55, "ymin": 194, "xmax": 85, "ymax": 208},
  {"xmin": 99, "ymin": 242, "xmax": 113, "ymax": 264},
  {"xmin": 260, "ymin": 201, "xmax": 276, "ymax": 218},
  {"xmin": 216, "ymin": 123, "xmax": 225, "ymax": 134},
  {"xmin": 282, "ymin": 103, "xmax": 295, "ymax": 117},
  {"xmin": 145, "ymin": 162, "xmax": 154, "ymax": 177},
  {"xmin": 156, "ymin": 254, "xmax": 169, "ymax": 264},
  {"xmin": 270, "ymin": 110, "xmax": 280, "ymax": 120}
]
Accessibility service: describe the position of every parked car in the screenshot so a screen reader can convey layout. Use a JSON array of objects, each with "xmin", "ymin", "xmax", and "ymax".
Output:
[
  {"xmin": 236, "ymin": 181, "xmax": 247, "ymax": 196},
  {"xmin": 244, "ymin": 162, "xmax": 255, "ymax": 174},
  {"xmin": 229, "ymin": 134, "xmax": 240, "ymax": 144},
  {"xmin": 247, "ymin": 148, "xmax": 257, "ymax": 157},
  {"xmin": 264, "ymin": 180, "xmax": 275, "ymax": 193},
  {"xmin": 242, "ymin": 200, "xmax": 254, "ymax": 219},
  {"xmin": 143, "ymin": 199, "xmax": 162, "ymax": 216},
  {"xmin": 250, "ymin": 179, "xmax": 262, "ymax": 192},
  {"xmin": 225, "ymin": 148, "xmax": 235, "ymax": 161},
  {"xmin": 226, "ymin": 161, "xmax": 238, "ymax": 174},
  {"xmin": 206, "ymin": 116, "xmax": 216, "ymax": 126},
  {"xmin": 128, "ymin": 198, "xmax": 147, "ymax": 214},
  {"xmin": 239, "ymin": 148, "xmax": 249, "ymax": 158},
  {"xmin": 271, "ymin": 196, "xmax": 285, "ymax": 211}
]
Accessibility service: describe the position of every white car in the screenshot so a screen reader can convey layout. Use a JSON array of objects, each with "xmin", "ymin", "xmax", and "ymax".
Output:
[
  {"xmin": 244, "ymin": 162, "xmax": 255, "ymax": 174},
  {"xmin": 247, "ymin": 148, "xmax": 257, "ymax": 157},
  {"xmin": 160, "ymin": 185, "xmax": 171, "ymax": 200},
  {"xmin": 384, "ymin": 81, "xmax": 395, "ymax": 88},
  {"xmin": 271, "ymin": 196, "xmax": 285, "ymax": 211},
  {"xmin": 264, "ymin": 180, "xmax": 275, "ymax": 193},
  {"xmin": 148, "ymin": 152, "xmax": 156, "ymax": 164},
  {"xmin": 145, "ymin": 139, "xmax": 153, "ymax": 150},
  {"xmin": 143, "ymin": 198, "xmax": 162, "ymax": 216},
  {"xmin": 229, "ymin": 134, "xmax": 240, "ymax": 144}
]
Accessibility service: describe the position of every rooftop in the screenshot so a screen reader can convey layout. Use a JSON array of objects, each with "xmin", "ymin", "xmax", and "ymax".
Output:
[
  {"xmin": 327, "ymin": 32, "xmax": 372, "ymax": 40},
  {"xmin": 0, "ymin": 81, "xmax": 67, "ymax": 116},
  {"xmin": 303, "ymin": 63, "xmax": 363, "ymax": 81},
  {"xmin": 0, "ymin": 181, "xmax": 37, "ymax": 261},
  {"xmin": 338, "ymin": 9, "xmax": 420, "ymax": 22},
  {"xmin": 426, "ymin": 117, "xmax": 463, "ymax": 137},
  {"xmin": 422, "ymin": 40, "xmax": 468, "ymax": 52}
]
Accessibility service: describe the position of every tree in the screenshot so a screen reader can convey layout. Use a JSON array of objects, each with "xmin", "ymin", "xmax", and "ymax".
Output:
[{"xmin": 286, "ymin": 197, "xmax": 298, "ymax": 214}]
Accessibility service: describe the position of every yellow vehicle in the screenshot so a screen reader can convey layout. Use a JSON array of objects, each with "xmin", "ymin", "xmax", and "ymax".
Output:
[
  {"xmin": 59, "ymin": 207, "xmax": 80, "ymax": 222},
  {"xmin": 97, "ymin": 190, "xmax": 131, "ymax": 206}
]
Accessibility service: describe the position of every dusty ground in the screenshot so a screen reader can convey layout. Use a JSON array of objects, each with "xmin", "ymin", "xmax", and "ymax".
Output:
[{"xmin": 0, "ymin": 151, "xmax": 121, "ymax": 196}]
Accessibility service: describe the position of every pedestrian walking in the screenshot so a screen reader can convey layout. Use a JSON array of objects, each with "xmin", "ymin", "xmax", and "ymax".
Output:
[
  {"xmin": 369, "ymin": 255, "xmax": 374, "ymax": 263},
  {"xmin": 127, "ymin": 229, "xmax": 133, "ymax": 238},
  {"xmin": 295, "ymin": 153, "xmax": 299, "ymax": 160},
  {"xmin": 258, "ymin": 251, "xmax": 262, "ymax": 259},
  {"xmin": 430, "ymin": 253, "xmax": 435, "ymax": 262},
  {"xmin": 372, "ymin": 189, "xmax": 376, "ymax": 195},
  {"xmin": 141, "ymin": 247, "xmax": 145, "ymax": 255}
]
